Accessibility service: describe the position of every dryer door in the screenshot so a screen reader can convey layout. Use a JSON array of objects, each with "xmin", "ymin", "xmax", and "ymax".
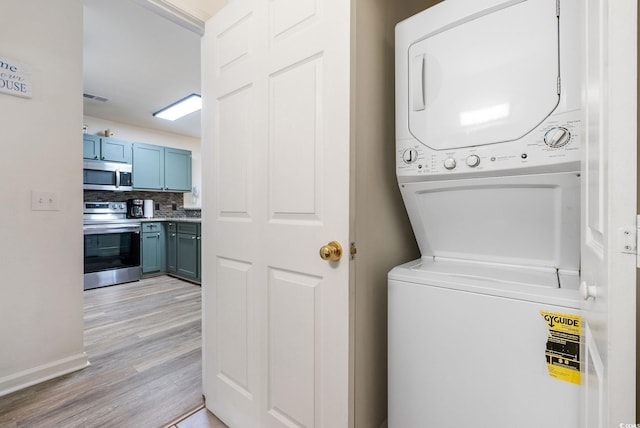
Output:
[{"xmin": 408, "ymin": 0, "xmax": 560, "ymax": 151}]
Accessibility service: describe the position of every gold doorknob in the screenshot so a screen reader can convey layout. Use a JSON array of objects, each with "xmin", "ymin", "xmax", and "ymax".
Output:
[{"xmin": 319, "ymin": 241, "xmax": 342, "ymax": 261}]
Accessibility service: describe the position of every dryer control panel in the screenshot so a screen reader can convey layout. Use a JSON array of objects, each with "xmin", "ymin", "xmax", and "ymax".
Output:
[{"xmin": 397, "ymin": 110, "xmax": 581, "ymax": 179}]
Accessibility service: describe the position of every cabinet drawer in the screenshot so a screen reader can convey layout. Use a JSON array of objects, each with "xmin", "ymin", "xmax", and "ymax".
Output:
[
  {"xmin": 142, "ymin": 222, "xmax": 163, "ymax": 233},
  {"xmin": 177, "ymin": 222, "xmax": 199, "ymax": 235}
]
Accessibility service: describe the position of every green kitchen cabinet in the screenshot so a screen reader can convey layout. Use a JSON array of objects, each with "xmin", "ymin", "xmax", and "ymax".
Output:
[
  {"xmin": 83, "ymin": 135, "xmax": 132, "ymax": 163},
  {"xmin": 176, "ymin": 222, "xmax": 200, "ymax": 281},
  {"xmin": 196, "ymin": 227, "xmax": 201, "ymax": 283},
  {"xmin": 83, "ymin": 135, "xmax": 100, "ymax": 160},
  {"xmin": 132, "ymin": 143, "xmax": 191, "ymax": 191},
  {"xmin": 166, "ymin": 222, "xmax": 177, "ymax": 274},
  {"xmin": 141, "ymin": 222, "xmax": 165, "ymax": 273},
  {"xmin": 132, "ymin": 143, "xmax": 164, "ymax": 190},
  {"xmin": 101, "ymin": 137, "xmax": 133, "ymax": 163},
  {"xmin": 165, "ymin": 147, "xmax": 192, "ymax": 191}
]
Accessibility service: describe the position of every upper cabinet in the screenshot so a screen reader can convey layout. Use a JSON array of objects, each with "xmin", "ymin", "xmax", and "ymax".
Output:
[
  {"xmin": 165, "ymin": 147, "xmax": 192, "ymax": 191},
  {"xmin": 132, "ymin": 143, "xmax": 192, "ymax": 192},
  {"xmin": 83, "ymin": 135, "xmax": 132, "ymax": 163}
]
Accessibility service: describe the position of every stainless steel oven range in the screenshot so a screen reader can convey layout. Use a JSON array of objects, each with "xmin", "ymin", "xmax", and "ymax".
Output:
[{"xmin": 83, "ymin": 201, "xmax": 141, "ymax": 290}]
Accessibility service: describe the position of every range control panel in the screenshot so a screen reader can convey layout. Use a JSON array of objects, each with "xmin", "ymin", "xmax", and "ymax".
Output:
[{"xmin": 397, "ymin": 111, "xmax": 581, "ymax": 177}]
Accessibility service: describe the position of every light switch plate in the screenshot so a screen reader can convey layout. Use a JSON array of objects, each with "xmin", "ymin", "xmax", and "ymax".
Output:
[{"xmin": 31, "ymin": 191, "xmax": 60, "ymax": 211}]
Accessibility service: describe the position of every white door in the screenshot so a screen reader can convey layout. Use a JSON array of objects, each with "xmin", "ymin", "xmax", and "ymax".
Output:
[
  {"xmin": 201, "ymin": 1, "xmax": 351, "ymax": 427},
  {"xmin": 581, "ymin": 0, "xmax": 637, "ymax": 426}
]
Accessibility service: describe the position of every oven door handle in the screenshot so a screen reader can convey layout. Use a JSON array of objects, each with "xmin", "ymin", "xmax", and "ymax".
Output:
[{"xmin": 83, "ymin": 225, "xmax": 141, "ymax": 235}]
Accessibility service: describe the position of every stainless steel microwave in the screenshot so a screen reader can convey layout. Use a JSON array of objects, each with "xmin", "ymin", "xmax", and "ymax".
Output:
[{"xmin": 83, "ymin": 160, "xmax": 133, "ymax": 191}]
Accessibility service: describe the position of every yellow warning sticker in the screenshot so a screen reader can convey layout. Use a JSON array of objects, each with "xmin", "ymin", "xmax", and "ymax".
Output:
[{"xmin": 540, "ymin": 310, "xmax": 581, "ymax": 385}]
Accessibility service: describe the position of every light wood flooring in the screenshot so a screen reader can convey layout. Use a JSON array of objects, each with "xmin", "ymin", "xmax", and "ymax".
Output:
[{"xmin": 0, "ymin": 275, "xmax": 225, "ymax": 428}]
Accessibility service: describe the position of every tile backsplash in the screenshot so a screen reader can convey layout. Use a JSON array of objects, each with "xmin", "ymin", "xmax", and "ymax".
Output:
[{"xmin": 83, "ymin": 190, "xmax": 201, "ymax": 218}]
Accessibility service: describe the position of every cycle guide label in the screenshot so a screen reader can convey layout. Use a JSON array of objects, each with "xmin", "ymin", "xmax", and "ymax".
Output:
[{"xmin": 540, "ymin": 310, "xmax": 581, "ymax": 385}]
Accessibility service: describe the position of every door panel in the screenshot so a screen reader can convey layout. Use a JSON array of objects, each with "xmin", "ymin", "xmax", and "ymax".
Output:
[
  {"xmin": 216, "ymin": 13, "xmax": 251, "ymax": 74},
  {"xmin": 269, "ymin": 55, "xmax": 322, "ymax": 220},
  {"xmin": 202, "ymin": 1, "xmax": 350, "ymax": 427},
  {"xmin": 217, "ymin": 257, "xmax": 252, "ymax": 396},
  {"xmin": 218, "ymin": 86, "xmax": 253, "ymax": 219},
  {"xmin": 267, "ymin": 268, "xmax": 320, "ymax": 427},
  {"xmin": 269, "ymin": 0, "xmax": 316, "ymax": 40}
]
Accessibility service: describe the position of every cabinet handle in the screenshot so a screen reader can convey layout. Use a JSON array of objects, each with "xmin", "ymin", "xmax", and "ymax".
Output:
[
  {"xmin": 196, "ymin": 236, "xmax": 201, "ymax": 240},
  {"xmin": 157, "ymin": 233, "xmax": 160, "ymax": 237},
  {"xmin": 192, "ymin": 236, "xmax": 196, "ymax": 239},
  {"xmin": 94, "ymin": 156, "xmax": 98, "ymax": 160}
]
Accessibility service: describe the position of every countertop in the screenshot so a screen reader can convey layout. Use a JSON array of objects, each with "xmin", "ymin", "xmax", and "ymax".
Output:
[{"xmin": 140, "ymin": 217, "xmax": 201, "ymax": 223}]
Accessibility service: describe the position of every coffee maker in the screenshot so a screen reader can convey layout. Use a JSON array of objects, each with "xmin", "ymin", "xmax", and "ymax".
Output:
[{"xmin": 127, "ymin": 199, "xmax": 144, "ymax": 218}]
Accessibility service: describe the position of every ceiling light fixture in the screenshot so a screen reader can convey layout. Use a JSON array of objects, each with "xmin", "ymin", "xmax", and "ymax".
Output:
[{"xmin": 153, "ymin": 93, "xmax": 201, "ymax": 121}]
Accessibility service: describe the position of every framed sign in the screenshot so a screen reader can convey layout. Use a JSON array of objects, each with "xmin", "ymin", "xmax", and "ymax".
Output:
[{"xmin": 0, "ymin": 55, "xmax": 32, "ymax": 99}]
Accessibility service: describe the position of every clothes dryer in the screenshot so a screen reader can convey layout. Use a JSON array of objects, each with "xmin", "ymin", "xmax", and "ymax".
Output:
[{"xmin": 395, "ymin": 0, "xmax": 582, "ymax": 179}]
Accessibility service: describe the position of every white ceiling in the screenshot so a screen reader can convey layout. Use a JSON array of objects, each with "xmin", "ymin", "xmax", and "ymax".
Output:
[{"xmin": 83, "ymin": 0, "xmax": 202, "ymax": 138}]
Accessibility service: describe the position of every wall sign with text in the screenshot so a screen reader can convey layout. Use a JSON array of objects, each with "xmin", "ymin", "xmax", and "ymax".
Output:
[{"xmin": 0, "ymin": 55, "xmax": 32, "ymax": 99}]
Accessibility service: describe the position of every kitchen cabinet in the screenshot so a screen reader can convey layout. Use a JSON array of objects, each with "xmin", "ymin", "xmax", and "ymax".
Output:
[
  {"xmin": 132, "ymin": 143, "xmax": 192, "ymax": 191},
  {"xmin": 165, "ymin": 147, "xmax": 192, "ymax": 191},
  {"xmin": 141, "ymin": 222, "xmax": 165, "ymax": 273},
  {"xmin": 140, "ymin": 220, "xmax": 200, "ymax": 282},
  {"xmin": 176, "ymin": 222, "xmax": 200, "ymax": 282},
  {"xmin": 83, "ymin": 135, "xmax": 100, "ymax": 160},
  {"xmin": 166, "ymin": 222, "xmax": 177, "ymax": 274},
  {"xmin": 83, "ymin": 135, "xmax": 132, "ymax": 163},
  {"xmin": 196, "ymin": 226, "xmax": 201, "ymax": 283}
]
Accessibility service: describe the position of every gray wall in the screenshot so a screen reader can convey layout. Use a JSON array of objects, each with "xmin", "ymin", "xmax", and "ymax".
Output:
[{"xmin": 350, "ymin": 1, "xmax": 442, "ymax": 426}]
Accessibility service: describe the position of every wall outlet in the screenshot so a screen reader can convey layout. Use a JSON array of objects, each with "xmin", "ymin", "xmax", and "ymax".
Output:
[{"xmin": 31, "ymin": 191, "xmax": 60, "ymax": 211}]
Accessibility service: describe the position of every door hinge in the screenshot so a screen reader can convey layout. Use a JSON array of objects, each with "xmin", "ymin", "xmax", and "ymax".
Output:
[
  {"xmin": 620, "ymin": 215, "xmax": 640, "ymax": 268},
  {"xmin": 350, "ymin": 242, "xmax": 357, "ymax": 260}
]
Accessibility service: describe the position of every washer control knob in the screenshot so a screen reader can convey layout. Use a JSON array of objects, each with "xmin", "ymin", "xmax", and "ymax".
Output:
[
  {"xmin": 402, "ymin": 148, "xmax": 419, "ymax": 164},
  {"xmin": 443, "ymin": 158, "xmax": 457, "ymax": 170},
  {"xmin": 544, "ymin": 127, "xmax": 571, "ymax": 148},
  {"xmin": 466, "ymin": 154, "xmax": 480, "ymax": 167}
]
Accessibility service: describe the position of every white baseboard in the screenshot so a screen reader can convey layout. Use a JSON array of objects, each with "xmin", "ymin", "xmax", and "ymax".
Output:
[{"xmin": 0, "ymin": 353, "xmax": 90, "ymax": 397}]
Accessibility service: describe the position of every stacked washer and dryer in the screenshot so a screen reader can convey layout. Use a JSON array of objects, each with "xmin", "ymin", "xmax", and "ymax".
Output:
[{"xmin": 389, "ymin": 0, "xmax": 584, "ymax": 427}]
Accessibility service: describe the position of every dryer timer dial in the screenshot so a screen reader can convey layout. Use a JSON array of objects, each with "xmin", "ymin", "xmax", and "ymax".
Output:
[
  {"xmin": 544, "ymin": 127, "xmax": 571, "ymax": 148},
  {"xmin": 402, "ymin": 148, "xmax": 419, "ymax": 164}
]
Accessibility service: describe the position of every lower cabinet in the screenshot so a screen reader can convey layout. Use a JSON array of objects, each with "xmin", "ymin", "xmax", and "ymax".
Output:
[
  {"xmin": 161, "ymin": 221, "xmax": 201, "ymax": 283},
  {"xmin": 141, "ymin": 222, "xmax": 165, "ymax": 273},
  {"xmin": 176, "ymin": 223, "xmax": 200, "ymax": 282},
  {"xmin": 166, "ymin": 222, "xmax": 178, "ymax": 273}
]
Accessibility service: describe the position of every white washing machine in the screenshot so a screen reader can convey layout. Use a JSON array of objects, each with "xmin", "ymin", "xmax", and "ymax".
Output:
[{"xmin": 389, "ymin": 0, "xmax": 584, "ymax": 427}]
